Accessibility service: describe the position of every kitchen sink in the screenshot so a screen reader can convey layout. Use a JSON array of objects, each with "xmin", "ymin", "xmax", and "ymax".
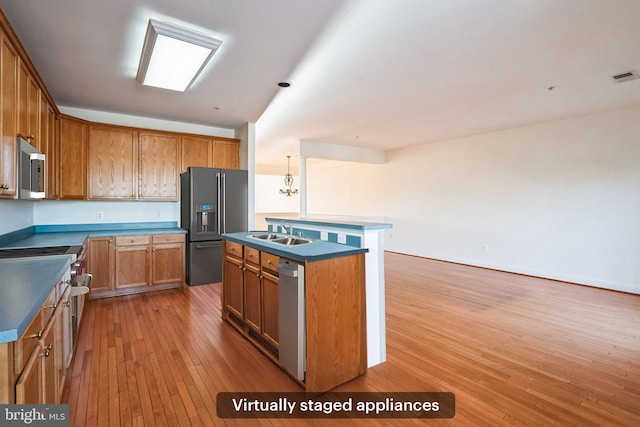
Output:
[
  {"xmin": 250, "ymin": 233, "xmax": 283, "ymax": 240},
  {"xmin": 271, "ymin": 237, "xmax": 312, "ymax": 246},
  {"xmin": 249, "ymin": 233, "xmax": 313, "ymax": 246}
]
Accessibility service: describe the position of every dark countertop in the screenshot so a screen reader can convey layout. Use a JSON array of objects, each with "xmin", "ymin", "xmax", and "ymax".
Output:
[
  {"xmin": 0, "ymin": 256, "xmax": 71, "ymax": 344},
  {"xmin": 0, "ymin": 222, "xmax": 186, "ymax": 250},
  {"xmin": 223, "ymin": 232, "xmax": 368, "ymax": 263}
]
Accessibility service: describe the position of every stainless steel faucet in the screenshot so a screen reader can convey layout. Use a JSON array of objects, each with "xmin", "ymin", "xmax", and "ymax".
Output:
[{"xmin": 281, "ymin": 224, "xmax": 291, "ymax": 235}]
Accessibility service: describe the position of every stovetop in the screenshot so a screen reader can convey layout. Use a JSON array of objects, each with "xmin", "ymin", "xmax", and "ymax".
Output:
[{"xmin": 0, "ymin": 245, "xmax": 80, "ymax": 260}]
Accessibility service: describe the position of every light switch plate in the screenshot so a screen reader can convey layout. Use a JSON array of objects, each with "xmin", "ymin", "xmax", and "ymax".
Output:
[
  {"xmin": 338, "ymin": 233, "xmax": 347, "ymax": 244},
  {"xmin": 320, "ymin": 231, "xmax": 329, "ymax": 241}
]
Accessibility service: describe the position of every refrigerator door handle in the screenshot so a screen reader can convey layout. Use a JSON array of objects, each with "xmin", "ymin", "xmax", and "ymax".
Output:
[
  {"xmin": 216, "ymin": 172, "xmax": 221, "ymax": 235},
  {"xmin": 222, "ymin": 172, "xmax": 227, "ymax": 234}
]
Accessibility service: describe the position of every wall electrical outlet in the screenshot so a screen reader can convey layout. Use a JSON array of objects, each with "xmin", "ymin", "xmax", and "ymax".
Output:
[
  {"xmin": 338, "ymin": 233, "xmax": 347, "ymax": 244},
  {"xmin": 482, "ymin": 244, "xmax": 489, "ymax": 252},
  {"xmin": 320, "ymin": 231, "xmax": 329, "ymax": 241},
  {"xmin": 97, "ymin": 212, "xmax": 104, "ymax": 220}
]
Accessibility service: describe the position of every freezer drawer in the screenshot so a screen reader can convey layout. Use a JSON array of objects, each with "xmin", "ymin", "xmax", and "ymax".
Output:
[{"xmin": 186, "ymin": 240, "xmax": 223, "ymax": 286}]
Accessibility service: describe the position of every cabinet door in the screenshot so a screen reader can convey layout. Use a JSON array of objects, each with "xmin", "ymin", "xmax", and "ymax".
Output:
[
  {"xmin": 88, "ymin": 126, "xmax": 137, "ymax": 199},
  {"xmin": 261, "ymin": 270, "xmax": 279, "ymax": 348},
  {"xmin": 17, "ymin": 60, "xmax": 40, "ymax": 148},
  {"xmin": 211, "ymin": 139, "xmax": 239, "ymax": 169},
  {"xmin": 15, "ymin": 343, "xmax": 42, "ymax": 404},
  {"xmin": 138, "ymin": 132, "xmax": 179, "ymax": 200},
  {"xmin": 41, "ymin": 102, "xmax": 58, "ymax": 199},
  {"xmin": 244, "ymin": 263, "xmax": 262, "ymax": 333},
  {"xmin": 87, "ymin": 237, "xmax": 114, "ymax": 292},
  {"xmin": 40, "ymin": 315, "xmax": 57, "ymax": 404},
  {"xmin": 151, "ymin": 243, "xmax": 184, "ymax": 285},
  {"xmin": 59, "ymin": 116, "xmax": 88, "ymax": 199},
  {"xmin": 115, "ymin": 246, "xmax": 150, "ymax": 288},
  {"xmin": 0, "ymin": 33, "xmax": 18, "ymax": 198},
  {"xmin": 180, "ymin": 135, "xmax": 211, "ymax": 172},
  {"xmin": 223, "ymin": 255, "xmax": 244, "ymax": 318}
]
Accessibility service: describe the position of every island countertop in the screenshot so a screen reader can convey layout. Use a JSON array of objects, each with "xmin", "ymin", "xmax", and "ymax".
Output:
[
  {"xmin": 0, "ymin": 256, "xmax": 72, "ymax": 344},
  {"xmin": 223, "ymin": 232, "xmax": 367, "ymax": 263}
]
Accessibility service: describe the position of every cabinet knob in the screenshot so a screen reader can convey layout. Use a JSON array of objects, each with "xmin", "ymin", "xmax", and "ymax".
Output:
[
  {"xmin": 30, "ymin": 331, "xmax": 43, "ymax": 339},
  {"xmin": 41, "ymin": 346, "xmax": 52, "ymax": 358},
  {"xmin": 64, "ymin": 301, "xmax": 71, "ymax": 307},
  {"xmin": 42, "ymin": 302, "xmax": 57, "ymax": 309}
]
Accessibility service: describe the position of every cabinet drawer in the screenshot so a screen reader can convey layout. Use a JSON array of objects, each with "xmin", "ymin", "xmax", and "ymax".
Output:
[
  {"xmin": 40, "ymin": 288, "xmax": 58, "ymax": 328},
  {"xmin": 152, "ymin": 233, "xmax": 185, "ymax": 244},
  {"xmin": 14, "ymin": 310, "xmax": 43, "ymax": 375},
  {"xmin": 244, "ymin": 246, "xmax": 260, "ymax": 265},
  {"xmin": 116, "ymin": 235, "xmax": 150, "ymax": 246},
  {"xmin": 261, "ymin": 252, "xmax": 280, "ymax": 273},
  {"xmin": 56, "ymin": 270, "xmax": 71, "ymax": 301},
  {"xmin": 226, "ymin": 241, "xmax": 242, "ymax": 258}
]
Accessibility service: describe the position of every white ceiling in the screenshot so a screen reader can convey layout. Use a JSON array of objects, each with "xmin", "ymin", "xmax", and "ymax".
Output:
[{"xmin": 2, "ymin": 0, "xmax": 640, "ymax": 169}]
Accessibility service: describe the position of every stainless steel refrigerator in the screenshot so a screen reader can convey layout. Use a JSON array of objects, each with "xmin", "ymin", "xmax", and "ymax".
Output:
[{"xmin": 180, "ymin": 167, "xmax": 248, "ymax": 285}]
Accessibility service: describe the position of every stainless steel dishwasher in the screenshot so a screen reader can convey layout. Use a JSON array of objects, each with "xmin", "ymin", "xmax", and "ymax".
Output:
[{"xmin": 278, "ymin": 259, "xmax": 306, "ymax": 382}]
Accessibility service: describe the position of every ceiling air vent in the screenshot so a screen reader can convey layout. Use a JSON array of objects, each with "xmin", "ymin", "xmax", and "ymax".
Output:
[{"xmin": 610, "ymin": 70, "xmax": 640, "ymax": 84}]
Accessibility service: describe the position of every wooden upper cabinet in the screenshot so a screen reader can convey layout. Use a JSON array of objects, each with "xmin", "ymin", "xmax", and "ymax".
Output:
[
  {"xmin": 138, "ymin": 132, "xmax": 180, "ymax": 200},
  {"xmin": 0, "ymin": 31, "xmax": 18, "ymax": 199},
  {"xmin": 212, "ymin": 139, "xmax": 240, "ymax": 169},
  {"xmin": 180, "ymin": 135, "xmax": 211, "ymax": 172},
  {"xmin": 40, "ymin": 99, "xmax": 58, "ymax": 199},
  {"xmin": 88, "ymin": 126, "xmax": 137, "ymax": 199},
  {"xmin": 59, "ymin": 116, "xmax": 88, "ymax": 199},
  {"xmin": 17, "ymin": 60, "xmax": 40, "ymax": 149}
]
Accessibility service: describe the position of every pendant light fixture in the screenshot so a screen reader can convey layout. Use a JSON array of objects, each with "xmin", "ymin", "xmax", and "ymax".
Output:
[{"xmin": 279, "ymin": 156, "xmax": 299, "ymax": 196}]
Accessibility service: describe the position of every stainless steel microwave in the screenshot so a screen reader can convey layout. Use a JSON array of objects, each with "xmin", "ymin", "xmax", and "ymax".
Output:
[{"xmin": 18, "ymin": 136, "xmax": 46, "ymax": 200}]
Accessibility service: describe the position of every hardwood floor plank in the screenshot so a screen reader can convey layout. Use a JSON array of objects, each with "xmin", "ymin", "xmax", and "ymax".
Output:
[{"xmin": 62, "ymin": 252, "xmax": 639, "ymax": 426}]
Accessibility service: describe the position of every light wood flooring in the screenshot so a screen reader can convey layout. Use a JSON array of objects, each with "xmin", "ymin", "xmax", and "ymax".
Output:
[{"xmin": 64, "ymin": 252, "xmax": 640, "ymax": 426}]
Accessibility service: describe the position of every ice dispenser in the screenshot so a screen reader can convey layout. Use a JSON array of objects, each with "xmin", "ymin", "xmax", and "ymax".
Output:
[{"xmin": 196, "ymin": 204, "xmax": 217, "ymax": 233}]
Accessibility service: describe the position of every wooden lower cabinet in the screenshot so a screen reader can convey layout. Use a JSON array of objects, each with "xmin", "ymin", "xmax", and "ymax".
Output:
[
  {"xmin": 243, "ymin": 263, "xmax": 262, "ymax": 332},
  {"xmin": 261, "ymin": 270, "xmax": 279, "ymax": 349},
  {"xmin": 223, "ymin": 244, "xmax": 244, "ymax": 318},
  {"xmin": 115, "ymin": 235, "xmax": 150, "ymax": 289},
  {"xmin": 223, "ymin": 242, "xmax": 281, "ymax": 351},
  {"xmin": 13, "ymin": 270, "xmax": 72, "ymax": 404},
  {"xmin": 87, "ymin": 237, "xmax": 114, "ymax": 292},
  {"xmin": 151, "ymin": 234, "xmax": 185, "ymax": 285},
  {"xmin": 87, "ymin": 233, "xmax": 185, "ymax": 298},
  {"xmin": 222, "ymin": 240, "xmax": 366, "ymax": 392}
]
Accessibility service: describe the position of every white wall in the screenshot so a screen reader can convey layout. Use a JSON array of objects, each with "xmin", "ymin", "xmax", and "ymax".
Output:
[
  {"xmin": 384, "ymin": 106, "xmax": 640, "ymax": 293},
  {"xmin": 307, "ymin": 160, "xmax": 386, "ymax": 218},
  {"xmin": 0, "ymin": 200, "xmax": 34, "ymax": 234},
  {"xmin": 33, "ymin": 200, "xmax": 179, "ymax": 225}
]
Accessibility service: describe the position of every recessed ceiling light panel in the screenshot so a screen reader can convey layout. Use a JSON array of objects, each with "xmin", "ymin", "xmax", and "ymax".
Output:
[{"xmin": 137, "ymin": 19, "xmax": 222, "ymax": 92}]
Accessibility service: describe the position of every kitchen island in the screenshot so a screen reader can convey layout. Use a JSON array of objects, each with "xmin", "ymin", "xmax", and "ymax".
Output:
[
  {"xmin": 265, "ymin": 216, "xmax": 391, "ymax": 368},
  {"xmin": 222, "ymin": 232, "xmax": 368, "ymax": 392}
]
